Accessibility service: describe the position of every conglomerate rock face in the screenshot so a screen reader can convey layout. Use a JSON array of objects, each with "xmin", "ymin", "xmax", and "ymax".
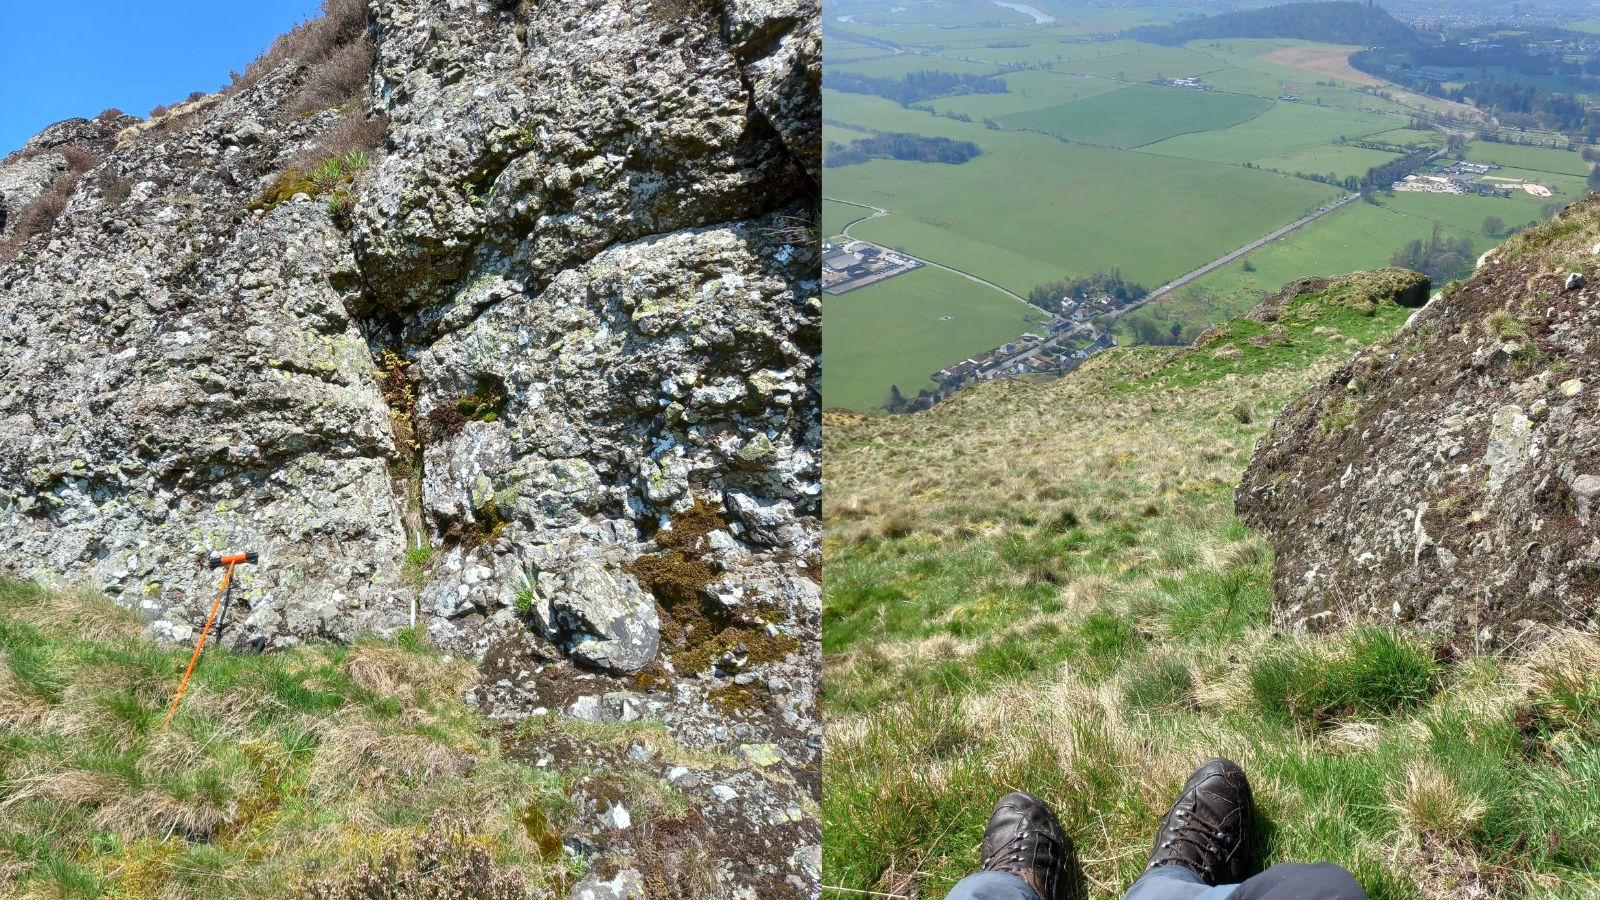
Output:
[
  {"xmin": 1238, "ymin": 206, "xmax": 1600, "ymax": 647},
  {"xmin": 0, "ymin": 2, "xmax": 819, "ymax": 887}
]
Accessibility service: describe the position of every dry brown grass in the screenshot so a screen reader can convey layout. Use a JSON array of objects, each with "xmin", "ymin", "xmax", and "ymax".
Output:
[
  {"xmin": 0, "ymin": 149, "xmax": 99, "ymax": 266},
  {"xmin": 285, "ymin": 37, "xmax": 375, "ymax": 116},
  {"xmin": 227, "ymin": 0, "xmax": 373, "ymax": 107}
]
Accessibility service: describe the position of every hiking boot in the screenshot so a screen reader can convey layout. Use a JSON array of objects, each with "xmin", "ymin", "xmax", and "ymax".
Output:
[
  {"xmin": 979, "ymin": 792, "xmax": 1072, "ymax": 900},
  {"xmin": 1145, "ymin": 757, "xmax": 1254, "ymax": 885}
]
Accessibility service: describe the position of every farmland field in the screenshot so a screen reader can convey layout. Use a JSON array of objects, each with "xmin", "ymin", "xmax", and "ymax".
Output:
[
  {"xmin": 823, "ymin": 199, "xmax": 870, "ymax": 240},
  {"xmin": 1117, "ymin": 186, "xmax": 1568, "ymax": 343},
  {"xmin": 823, "ymin": 265, "xmax": 1048, "ymax": 412},
  {"xmin": 1255, "ymin": 143, "xmax": 1400, "ymax": 179},
  {"xmin": 998, "ymin": 83, "xmax": 1272, "ymax": 148},
  {"xmin": 824, "ymin": 109, "xmax": 1344, "ymax": 296},
  {"xmin": 821, "ymin": 7, "xmax": 1595, "ymax": 410},
  {"xmin": 1139, "ymin": 102, "xmax": 1394, "ymax": 164},
  {"xmin": 1463, "ymin": 142, "xmax": 1591, "ymax": 178}
]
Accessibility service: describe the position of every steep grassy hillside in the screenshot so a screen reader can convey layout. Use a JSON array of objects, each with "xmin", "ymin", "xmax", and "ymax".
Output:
[
  {"xmin": 823, "ymin": 270, "xmax": 1600, "ymax": 899},
  {"xmin": 0, "ymin": 578, "xmax": 637, "ymax": 899}
]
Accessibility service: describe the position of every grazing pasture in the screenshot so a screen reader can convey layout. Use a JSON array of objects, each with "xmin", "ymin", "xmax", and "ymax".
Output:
[
  {"xmin": 998, "ymin": 83, "xmax": 1272, "ymax": 148},
  {"xmin": 823, "ymin": 265, "xmax": 1048, "ymax": 413}
]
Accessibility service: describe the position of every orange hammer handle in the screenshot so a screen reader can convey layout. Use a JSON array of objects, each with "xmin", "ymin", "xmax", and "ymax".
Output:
[{"xmin": 162, "ymin": 561, "xmax": 236, "ymax": 729}]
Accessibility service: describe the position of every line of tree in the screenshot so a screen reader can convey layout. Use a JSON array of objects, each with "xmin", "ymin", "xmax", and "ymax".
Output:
[
  {"xmin": 1125, "ymin": 1, "xmax": 1417, "ymax": 50},
  {"xmin": 821, "ymin": 69, "xmax": 1008, "ymax": 106},
  {"xmin": 1359, "ymin": 147, "xmax": 1437, "ymax": 197},
  {"xmin": 1026, "ymin": 268, "xmax": 1147, "ymax": 316},
  {"xmin": 1349, "ymin": 41, "xmax": 1600, "ymax": 135},
  {"xmin": 1390, "ymin": 223, "xmax": 1473, "ymax": 284},
  {"xmin": 823, "ymin": 133, "xmax": 983, "ymax": 168}
]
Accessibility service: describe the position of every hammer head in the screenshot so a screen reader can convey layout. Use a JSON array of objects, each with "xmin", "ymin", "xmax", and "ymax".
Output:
[{"xmin": 208, "ymin": 551, "xmax": 259, "ymax": 568}]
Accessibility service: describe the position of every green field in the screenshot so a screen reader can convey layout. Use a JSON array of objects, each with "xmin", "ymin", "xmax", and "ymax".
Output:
[
  {"xmin": 927, "ymin": 69, "xmax": 1127, "ymax": 119},
  {"xmin": 822, "ymin": 19, "xmax": 1583, "ymax": 410},
  {"xmin": 1119, "ymin": 186, "xmax": 1564, "ymax": 342},
  {"xmin": 1255, "ymin": 143, "xmax": 1400, "ymax": 179},
  {"xmin": 1140, "ymin": 101, "xmax": 1396, "ymax": 164},
  {"xmin": 823, "ymin": 265, "xmax": 1047, "ymax": 412},
  {"xmin": 824, "ymin": 199, "xmax": 871, "ymax": 239},
  {"xmin": 825, "ymin": 91, "xmax": 1343, "ymax": 298},
  {"xmin": 999, "ymin": 83, "xmax": 1272, "ymax": 148},
  {"xmin": 1464, "ymin": 141, "xmax": 1592, "ymax": 178}
]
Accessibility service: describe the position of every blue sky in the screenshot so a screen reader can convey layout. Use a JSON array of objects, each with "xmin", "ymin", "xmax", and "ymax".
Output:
[{"xmin": 0, "ymin": 0, "xmax": 323, "ymax": 155}]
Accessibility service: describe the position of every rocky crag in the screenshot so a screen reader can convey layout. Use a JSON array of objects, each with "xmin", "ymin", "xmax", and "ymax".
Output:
[
  {"xmin": 1239, "ymin": 201, "xmax": 1600, "ymax": 648},
  {"xmin": 0, "ymin": 0, "xmax": 819, "ymax": 894}
]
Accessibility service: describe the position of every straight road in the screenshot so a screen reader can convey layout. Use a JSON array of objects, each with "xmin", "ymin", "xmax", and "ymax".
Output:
[{"xmin": 1117, "ymin": 192, "xmax": 1361, "ymax": 318}]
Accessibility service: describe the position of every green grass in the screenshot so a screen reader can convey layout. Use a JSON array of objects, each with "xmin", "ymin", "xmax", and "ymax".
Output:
[
  {"xmin": 823, "ymin": 198, "xmax": 870, "ymax": 240},
  {"xmin": 1116, "ymin": 186, "xmax": 1564, "ymax": 345},
  {"xmin": 999, "ymin": 84, "xmax": 1272, "ymax": 149},
  {"xmin": 1139, "ymin": 101, "xmax": 1396, "ymax": 165},
  {"xmin": 0, "ymin": 579, "xmax": 575, "ymax": 897},
  {"xmin": 1463, "ymin": 141, "xmax": 1592, "ymax": 179},
  {"xmin": 823, "ymin": 264, "xmax": 1047, "ymax": 412},
  {"xmin": 824, "ymin": 272, "xmax": 1600, "ymax": 898},
  {"xmin": 1255, "ymin": 143, "xmax": 1401, "ymax": 180},
  {"xmin": 824, "ymin": 90, "xmax": 1344, "ymax": 296},
  {"xmin": 925, "ymin": 69, "xmax": 1128, "ymax": 120}
]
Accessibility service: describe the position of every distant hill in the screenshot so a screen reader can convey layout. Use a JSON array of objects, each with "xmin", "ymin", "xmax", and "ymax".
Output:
[{"xmin": 1125, "ymin": 1, "xmax": 1418, "ymax": 49}]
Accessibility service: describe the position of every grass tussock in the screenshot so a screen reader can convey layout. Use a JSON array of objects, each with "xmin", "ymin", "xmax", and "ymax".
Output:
[
  {"xmin": 0, "ymin": 578, "xmax": 576, "ymax": 898},
  {"xmin": 823, "ymin": 276, "xmax": 1600, "ymax": 899}
]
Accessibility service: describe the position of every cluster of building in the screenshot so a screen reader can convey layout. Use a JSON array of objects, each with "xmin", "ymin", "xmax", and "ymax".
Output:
[
  {"xmin": 933, "ymin": 326, "xmax": 1116, "ymax": 389},
  {"xmin": 822, "ymin": 240, "xmax": 921, "ymax": 295},
  {"xmin": 1154, "ymin": 76, "xmax": 1210, "ymax": 91},
  {"xmin": 1393, "ymin": 160, "xmax": 1518, "ymax": 197}
]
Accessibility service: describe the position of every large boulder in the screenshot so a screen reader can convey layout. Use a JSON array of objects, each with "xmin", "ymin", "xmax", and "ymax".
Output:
[
  {"xmin": 0, "ymin": 0, "xmax": 818, "ymax": 663},
  {"xmin": 1238, "ymin": 207, "xmax": 1600, "ymax": 646}
]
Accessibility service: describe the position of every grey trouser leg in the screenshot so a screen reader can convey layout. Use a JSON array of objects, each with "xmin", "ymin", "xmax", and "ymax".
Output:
[
  {"xmin": 946, "ymin": 871, "xmax": 1040, "ymax": 900},
  {"xmin": 1230, "ymin": 863, "xmax": 1367, "ymax": 899},
  {"xmin": 1124, "ymin": 865, "xmax": 1238, "ymax": 900}
]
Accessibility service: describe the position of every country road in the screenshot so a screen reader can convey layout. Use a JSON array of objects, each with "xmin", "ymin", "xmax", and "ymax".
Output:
[
  {"xmin": 825, "ymin": 189, "xmax": 1368, "ymax": 380},
  {"xmin": 1112, "ymin": 191, "xmax": 1362, "ymax": 320},
  {"xmin": 825, "ymin": 189, "xmax": 1363, "ymax": 328}
]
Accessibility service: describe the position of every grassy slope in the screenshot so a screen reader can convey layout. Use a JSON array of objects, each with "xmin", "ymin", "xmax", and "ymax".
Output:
[
  {"xmin": 0, "ymin": 580, "xmax": 696, "ymax": 899},
  {"xmin": 822, "ymin": 272, "xmax": 1600, "ymax": 899}
]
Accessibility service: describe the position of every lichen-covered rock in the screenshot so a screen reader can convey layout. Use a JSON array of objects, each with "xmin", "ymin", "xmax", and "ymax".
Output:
[
  {"xmin": 1238, "ymin": 205, "xmax": 1600, "ymax": 645},
  {"xmin": 0, "ymin": 2, "xmax": 817, "ymax": 889},
  {"xmin": 0, "ymin": 153, "xmax": 68, "ymax": 235}
]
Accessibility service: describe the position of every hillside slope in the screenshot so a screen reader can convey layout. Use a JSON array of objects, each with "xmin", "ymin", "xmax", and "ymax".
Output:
[
  {"xmin": 823, "ymin": 269, "xmax": 1599, "ymax": 899},
  {"xmin": 1125, "ymin": 1, "xmax": 1418, "ymax": 49}
]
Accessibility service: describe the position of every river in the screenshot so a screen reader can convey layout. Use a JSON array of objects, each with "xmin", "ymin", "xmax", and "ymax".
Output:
[{"xmin": 992, "ymin": 1, "xmax": 1055, "ymax": 24}]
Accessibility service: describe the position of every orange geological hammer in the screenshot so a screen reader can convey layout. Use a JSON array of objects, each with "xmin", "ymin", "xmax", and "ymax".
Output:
[{"xmin": 162, "ymin": 551, "xmax": 259, "ymax": 729}]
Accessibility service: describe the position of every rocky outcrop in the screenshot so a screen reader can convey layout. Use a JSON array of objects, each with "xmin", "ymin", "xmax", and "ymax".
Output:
[
  {"xmin": 1238, "ymin": 205, "xmax": 1600, "ymax": 646},
  {"xmin": 0, "ymin": 0, "xmax": 818, "ymax": 892}
]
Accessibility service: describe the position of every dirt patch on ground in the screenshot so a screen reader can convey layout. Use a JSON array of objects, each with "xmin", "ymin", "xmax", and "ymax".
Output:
[{"xmin": 1262, "ymin": 47, "xmax": 1386, "ymax": 87}]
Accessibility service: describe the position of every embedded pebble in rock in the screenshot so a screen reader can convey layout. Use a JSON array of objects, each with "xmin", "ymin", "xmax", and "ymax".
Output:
[
  {"xmin": 1239, "ymin": 206, "xmax": 1600, "ymax": 643},
  {"xmin": 0, "ymin": 0, "xmax": 819, "ymax": 894}
]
